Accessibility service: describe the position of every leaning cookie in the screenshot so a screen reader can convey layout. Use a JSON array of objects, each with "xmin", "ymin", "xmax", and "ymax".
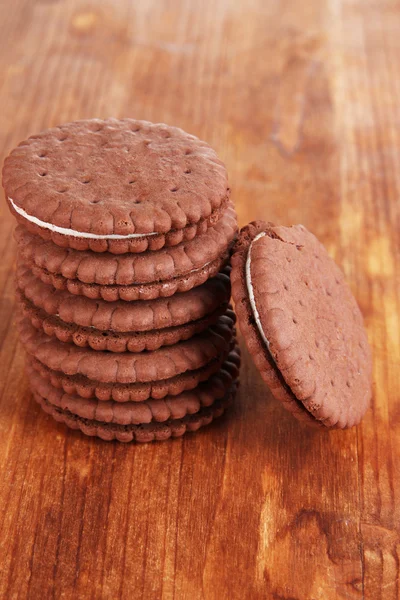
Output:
[
  {"xmin": 231, "ymin": 221, "xmax": 372, "ymax": 429},
  {"xmin": 3, "ymin": 118, "xmax": 230, "ymax": 254}
]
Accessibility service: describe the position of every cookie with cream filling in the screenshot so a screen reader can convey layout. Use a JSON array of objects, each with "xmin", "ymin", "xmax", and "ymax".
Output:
[
  {"xmin": 3, "ymin": 118, "xmax": 230, "ymax": 254},
  {"xmin": 231, "ymin": 221, "xmax": 372, "ymax": 429}
]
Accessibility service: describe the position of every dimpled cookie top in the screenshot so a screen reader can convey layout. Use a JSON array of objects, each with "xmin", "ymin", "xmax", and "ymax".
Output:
[
  {"xmin": 2, "ymin": 118, "xmax": 229, "ymax": 237},
  {"xmin": 231, "ymin": 221, "xmax": 373, "ymax": 429}
]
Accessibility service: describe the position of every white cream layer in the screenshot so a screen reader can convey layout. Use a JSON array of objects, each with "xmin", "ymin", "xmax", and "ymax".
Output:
[
  {"xmin": 245, "ymin": 232, "xmax": 272, "ymax": 351},
  {"xmin": 9, "ymin": 197, "xmax": 157, "ymax": 240}
]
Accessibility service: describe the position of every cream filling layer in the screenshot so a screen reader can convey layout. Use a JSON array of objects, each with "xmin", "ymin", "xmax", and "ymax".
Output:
[
  {"xmin": 245, "ymin": 232, "xmax": 272, "ymax": 352},
  {"xmin": 9, "ymin": 197, "xmax": 157, "ymax": 240},
  {"xmin": 246, "ymin": 233, "xmax": 310, "ymax": 413}
]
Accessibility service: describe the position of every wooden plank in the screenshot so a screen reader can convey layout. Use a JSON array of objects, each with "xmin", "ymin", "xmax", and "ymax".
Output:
[{"xmin": 0, "ymin": 0, "xmax": 398, "ymax": 598}]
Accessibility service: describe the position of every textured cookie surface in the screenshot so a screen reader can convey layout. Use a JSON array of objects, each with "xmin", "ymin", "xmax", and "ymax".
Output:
[
  {"xmin": 16, "ymin": 264, "xmax": 231, "ymax": 331},
  {"xmin": 20, "ymin": 292, "xmax": 228, "ymax": 352},
  {"xmin": 27, "ymin": 345, "xmax": 240, "ymax": 403},
  {"xmin": 34, "ymin": 385, "xmax": 236, "ymax": 443},
  {"xmin": 231, "ymin": 221, "xmax": 372, "ymax": 429},
  {"xmin": 28, "ymin": 254, "xmax": 229, "ymax": 302},
  {"xmin": 17, "ymin": 265, "xmax": 231, "ymax": 351},
  {"xmin": 3, "ymin": 119, "xmax": 229, "ymax": 252},
  {"xmin": 15, "ymin": 204, "xmax": 237, "ymax": 286},
  {"xmin": 19, "ymin": 312, "xmax": 236, "ymax": 384},
  {"xmin": 27, "ymin": 355, "xmax": 239, "ymax": 424}
]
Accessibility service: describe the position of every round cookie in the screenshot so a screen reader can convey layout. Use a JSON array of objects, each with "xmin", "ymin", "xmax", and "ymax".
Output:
[
  {"xmin": 26, "ymin": 356, "xmax": 239, "ymax": 424},
  {"xmin": 15, "ymin": 204, "xmax": 237, "ymax": 286},
  {"xmin": 27, "ymin": 345, "xmax": 241, "ymax": 402},
  {"xmin": 15, "ymin": 203, "xmax": 237, "ymax": 300},
  {"xmin": 231, "ymin": 221, "xmax": 372, "ymax": 429},
  {"xmin": 34, "ymin": 385, "xmax": 236, "ymax": 443},
  {"xmin": 28, "ymin": 256, "xmax": 228, "ymax": 302},
  {"xmin": 20, "ymin": 294, "xmax": 229, "ymax": 352},
  {"xmin": 3, "ymin": 118, "xmax": 230, "ymax": 254},
  {"xmin": 19, "ymin": 312, "xmax": 236, "ymax": 385},
  {"xmin": 17, "ymin": 265, "xmax": 231, "ymax": 352}
]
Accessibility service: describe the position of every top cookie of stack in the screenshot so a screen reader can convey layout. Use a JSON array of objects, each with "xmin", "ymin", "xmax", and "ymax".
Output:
[
  {"xmin": 4, "ymin": 118, "xmax": 237, "ymax": 301},
  {"xmin": 3, "ymin": 119, "xmax": 239, "ymax": 442},
  {"xmin": 4, "ymin": 118, "xmax": 230, "ymax": 253}
]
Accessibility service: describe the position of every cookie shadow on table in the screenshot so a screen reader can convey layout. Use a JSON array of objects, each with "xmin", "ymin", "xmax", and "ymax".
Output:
[{"xmin": 230, "ymin": 336, "xmax": 356, "ymax": 478}]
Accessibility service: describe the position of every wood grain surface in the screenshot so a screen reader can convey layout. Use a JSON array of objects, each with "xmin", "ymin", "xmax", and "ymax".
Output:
[{"xmin": 0, "ymin": 1, "xmax": 399, "ymax": 598}]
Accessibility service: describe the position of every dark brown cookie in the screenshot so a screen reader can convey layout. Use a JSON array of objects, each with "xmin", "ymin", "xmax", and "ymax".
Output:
[
  {"xmin": 231, "ymin": 221, "xmax": 372, "ymax": 429},
  {"xmin": 26, "ymin": 355, "xmax": 239, "ymax": 424},
  {"xmin": 28, "ymin": 254, "xmax": 229, "ymax": 301},
  {"xmin": 3, "ymin": 118, "xmax": 230, "ymax": 253},
  {"xmin": 19, "ymin": 291, "xmax": 229, "ymax": 352},
  {"xmin": 16, "ymin": 265, "xmax": 231, "ymax": 351},
  {"xmin": 19, "ymin": 312, "xmax": 236, "ymax": 384},
  {"xmin": 17, "ymin": 263, "xmax": 231, "ymax": 331},
  {"xmin": 27, "ymin": 345, "xmax": 240, "ymax": 402},
  {"xmin": 15, "ymin": 204, "xmax": 237, "ymax": 286},
  {"xmin": 34, "ymin": 385, "xmax": 236, "ymax": 442},
  {"xmin": 16, "ymin": 264, "xmax": 231, "ymax": 332}
]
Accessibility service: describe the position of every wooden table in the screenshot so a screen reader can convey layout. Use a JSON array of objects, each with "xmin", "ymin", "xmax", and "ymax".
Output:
[{"xmin": 0, "ymin": 1, "xmax": 399, "ymax": 598}]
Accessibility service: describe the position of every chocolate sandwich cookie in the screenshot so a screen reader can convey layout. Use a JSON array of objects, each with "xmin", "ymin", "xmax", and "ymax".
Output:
[
  {"xmin": 29, "ymin": 258, "xmax": 228, "ymax": 302},
  {"xmin": 15, "ymin": 203, "xmax": 237, "ymax": 301},
  {"xmin": 231, "ymin": 221, "xmax": 372, "ymax": 429},
  {"xmin": 17, "ymin": 265, "xmax": 231, "ymax": 352},
  {"xmin": 34, "ymin": 386, "xmax": 236, "ymax": 443},
  {"xmin": 3, "ymin": 118, "xmax": 230, "ymax": 254},
  {"xmin": 27, "ymin": 345, "xmax": 241, "ymax": 402},
  {"xmin": 19, "ymin": 312, "xmax": 236, "ymax": 385},
  {"xmin": 27, "ymin": 355, "xmax": 239, "ymax": 425}
]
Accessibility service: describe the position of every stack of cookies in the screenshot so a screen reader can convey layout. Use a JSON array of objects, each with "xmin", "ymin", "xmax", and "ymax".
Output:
[{"xmin": 2, "ymin": 119, "xmax": 240, "ymax": 442}]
